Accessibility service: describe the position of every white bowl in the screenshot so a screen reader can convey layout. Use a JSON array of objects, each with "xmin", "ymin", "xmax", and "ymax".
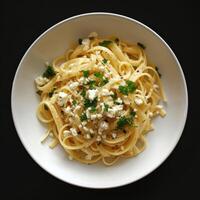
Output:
[{"xmin": 11, "ymin": 12, "xmax": 188, "ymax": 188}]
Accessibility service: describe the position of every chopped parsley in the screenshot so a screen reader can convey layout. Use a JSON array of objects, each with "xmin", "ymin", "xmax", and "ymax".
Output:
[
  {"xmin": 82, "ymin": 70, "xmax": 89, "ymax": 78},
  {"xmin": 90, "ymin": 106, "xmax": 97, "ymax": 113},
  {"xmin": 78, "ymin": 38, "xmax": 82, "ymax": 45},
  {"xmin": 104, "ymin": 103, "xmax": 109, "ymax": 112},
  {"xmin": 137, "ymin": 42, "xmax": 146, "ymax": 49},
  {"xmin": 80, "ymin": 113, "xmax": 87, "ymax": 121},
  {"xmin": 72, "ymin": 100, "xmax": 77, "ymax": 106},
  {"xmin": 88, "ymin": 80, "xmax": 96, "ymax": 89},
  {"xmin": 99, "ymin": 40, "xmax": 112, "ymax": 47},
  {"xmin": 155, "ymin": 66, "xmax": 162, "ymax": 78},
  {"xmin": 117, "ymin": 110, "xmax": 136, "ymax": 129},
  {"xmin": 102, "ymin": 58, "xmax": 108, "ymax": 65},
  {"xmin": 80, "ymin": 89, "xmax": 86, "ymax": 97},
  {"xmin": 44, "ymin": 104, "xmax": 48, "ymax": 110},
  {"xmin": 94, "ymin": 72, "xmax": 103, "ymax": 79},
  {"xmin": 84, "ymin": 97, "xmax": 98, "ymax": 109},
  {"xmin": 43, "ymin": 66, "xmax": 56, "ymax": 78},
  {"xmin": 119, "ymin": 80, "xmax": 136, "ymax": 95},
  {"xmin": 117, "ymin": 116, "xmax": 131, "ymax": 129},
  {"xmin": 94, "ymin": 72, "xmax": 108, "ymax": 86}
]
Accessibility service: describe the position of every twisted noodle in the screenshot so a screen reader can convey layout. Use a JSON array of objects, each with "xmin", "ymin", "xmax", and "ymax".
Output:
[{"xmin": 35, "ymin": 33, "xmax": 166, "ymax": 166}]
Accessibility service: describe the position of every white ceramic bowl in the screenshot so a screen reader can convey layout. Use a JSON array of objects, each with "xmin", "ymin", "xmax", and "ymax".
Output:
[{"xmin": 11, "ymin": 13, "xmax": 188, "ymax": 188}]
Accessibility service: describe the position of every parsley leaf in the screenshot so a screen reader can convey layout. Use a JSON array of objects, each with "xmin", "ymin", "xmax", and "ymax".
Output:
[
  {"xmin": 119, "ymin": 80, "xmax": 136, "ymax": 95},
  {"xmin": 137, "ymin": 42, "xmax": 146, "ymax": 49},
  {"xmin": 88, "ymin": 80, "xmax": 96, "ymax": 89},
  {"xmin": 82, "ymin": 70, "xmax": 89, "ymax": 78},
  {"xmin": 84, "ymin": 97, "xmax": 98, "ymax": 109},
  {"xmin": 102, "ymin": 58, "xmax": 108, "ymax": 65},
  {"xmin": 104, "ymin": 103, "xmax": 109, "ymax": 112},
  {"xmin": 90, "ymin": 106, "xmax": 97, "ymax": 113},
  {"xmin": 94, "ymin": 72, "xmax": 103, "ymax": 79},
  {"xmin": 72, "ymin": 100, "xmax": 77, "ymax": 106},
  {"xmin": 111, "ymin": 93, "xmax": 117, "ymax": 100},
  {"xmin": 99, "ymin": 40, "xmax": 112, "ymax": 47},
  {"xmin": 100, "ymin": 77, "xmax": 109, "ymax": 86},
  {"xmin": 43, "ymin": 66, "xmax": 56, "ymax": 78},
  {"xmin": 117, "ymin": 117, "xmax": 130, "ymax": 129},
  {"xmin": 80, "ymin": 113, "xmax": 87, "ymax": 121},
  {"xmin": 80, "ymin": 89, "xmax": 86, "ymax": 97}
]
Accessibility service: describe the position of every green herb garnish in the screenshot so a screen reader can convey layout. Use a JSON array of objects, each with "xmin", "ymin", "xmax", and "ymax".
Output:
[
  {"xmin": 137, "ymin": 42, "xmax": 146, "ymax": 49},
  {"xmin": 90, "ymin": 106, "xmax": 97, "ymax": 113},
  {"xmin": 43, "ymin": 66, "xmax": 56, "ymax": 78},
  {"xmin": 78, "ymin": 38, "xmax": 82, "ymax": 44},
  {"xmin": 84, "ymin": 97, "xmax": 97, "ymax": 109},
  {"xmin": 155, "ymin": 66, "xmax": 162, "ymax": 78},
  {"xmin": 99, "ymin": 40, "xmax": 112, "ymax": 47},
  {"xmin": 80, "ymin": 113, "xmax": 87, "ymax": 121},
  {"xmin": 117, "ymin": 116, "xmax": 130, "ymax": 129},
  {"xmin": 100, "ymin": 77, "xmax": 109, "ymax": 86},
  {"xmin": 104, "ymin": 103, "xmax": 109, "ymax": 112},
  {"xmin": 72, "ymin": 100, "xmax": 77, "ymax": 106},
  {"xmin": 83, "ymin": 70, "xmax": 89, "ymax": 78},
  {"xmin": 88, "ymin": 80, "xmax": 96, "ymax": 89},
  {"xmin": 130, "ymin": 110, "xmax": 136, "ymax": 117},
  {"xmin": 119, "ymin": 80, "xmax": 136, "ymax": 95},
  {"xmin": 94, "ymin": 72, "xmax": 103, "ymax": 79},
  {"xmin": 102, "ymin": 58, "xmax": 108, "ymax": 65},
  {"xmin": 80, "ymin": 89, "xmax": 86, "ymax": 97}
]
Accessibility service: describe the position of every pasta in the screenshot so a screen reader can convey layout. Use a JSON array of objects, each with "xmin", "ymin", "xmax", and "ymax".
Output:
[{"xmin": 35, "ymin": 32, "xmax": 166, "ymax": 166}]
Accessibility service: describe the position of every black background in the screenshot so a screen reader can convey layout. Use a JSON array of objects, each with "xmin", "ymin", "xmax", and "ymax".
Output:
[{"xmin": 2, "ymin": 1, "xmax": 198, "ymax": 199}]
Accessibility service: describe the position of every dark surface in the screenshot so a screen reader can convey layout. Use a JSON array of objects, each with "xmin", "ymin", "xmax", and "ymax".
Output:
[{"xmin": 2, "ymin": 1, "xmax": 198, "ymax": 199}]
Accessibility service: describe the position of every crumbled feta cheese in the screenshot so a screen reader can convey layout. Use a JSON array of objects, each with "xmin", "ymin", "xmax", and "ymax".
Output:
[
  {"xmin": 153, "ymin": 84, "xmax": 159, "ymax": 89},
  {"xmin": 149, "ymin": 112, "xmax": 153, "ymax": 117},
  {"xmin": 82, "ymin": 38, "xmax": 90, "ymax": 51},
  {"xmin": 70, "ymin": 128, "xmax": 78, "ymax": 136},
  {"xmin": 79, "ymin": 77, "xmax": 85, "ymax": 84},
  {"xmin": 63, "ymin": 106, "xmax": 71, "ymax": 114},
  {"xmin": 99, "ymin": 121, "xmax": 109, "ymax": 130},
  {"xmin": 63, "ymin": 130, "xmax": 70, "ymax": 137},
  {"xmin": 57, "ymin": 92, "xmax": 68, "ymax": 106},
  {"xmin": 107, "ymin": 105, "xmax": 123, "ymax": 118},
  {"xmin": 78, "ymin": 124, "xmax": 82, "ymax": 129},
  {"xmin": 74, "ymin": 105, "xmax": 81, "ymax": 112},
  {"xmin": 135, "ymin": 115, "xmax": 138, "ymax": 118},
  {"xmin": 91, "ymin": 114, "xmax": 97, "ymax": 120},
  {"xmin": 87, "ymin": 89, "xmax": 98, "ymax": 101},
  {"xmin": 134, "ymin": 97, "xmax": 143, "ymax": 105},
  {"xmin": 86, "ymin": 134, "xmax": 91, "ymax": 139},
  {"xmin": 89, "ymin": 129, "xmax": 94, "ymax": 134},
  {"xmin": 156, "ymin": 105, "xmax": 163, "ymax": 109},
  {"xmin": 134, "ymin": 108, "xmax": 137, "ymax": 112},
  {"xmin": 115, "ymin": 97, "xmax": 123, "ymax": 104},
  {"xmin": 83, "ymin": 126, "xmax": 89, "ymax": 132},
  {"xmin": 96, "ymin": 135, "xmax": 101, "ymax": 142},
  {"xmin": 82, "ymin": 121, "xmax": 87, "ymax": 126},
  {"xmin": 112, "ymin": 132, "xmax": 117, "ymax": 139},
  {"xmin": 97, "ymin": 114, "xmax": 102, "ymax": 119},
  {"xmin": 69, "ymin": 82, "xmax": 79, "ymax": 89},
  {"xmin": 86, "ymin": 109, "xmax": 91, "ymax": 119},
  {"xmin": 35, "ymin": 76, "xmax": 49, "ymax": 86},
  {"xmin": 101, "ymin": 89, "xmax": 113, "ymax": 96},
  {"xmin": 88, "ymin": 32, "xmax": 98, "ymax": 38},
  {"xmin": 99, "ymin": 65, "xmax": 105, "ymax": 71}
]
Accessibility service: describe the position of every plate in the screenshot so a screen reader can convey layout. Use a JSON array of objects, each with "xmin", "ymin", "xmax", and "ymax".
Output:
[{"xmin": 11, "ymin": 12, "xmax": 188, "ymax": 188}]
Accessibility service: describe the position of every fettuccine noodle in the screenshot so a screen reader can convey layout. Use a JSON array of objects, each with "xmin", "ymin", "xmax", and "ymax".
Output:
[{"xmin": 35, "ymin": 32, "xmax": 166, "ymax": 166}]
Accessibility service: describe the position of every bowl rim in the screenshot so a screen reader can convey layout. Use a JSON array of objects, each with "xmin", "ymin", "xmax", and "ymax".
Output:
[{"xmin": 11, "ymin": 12, "xmax": 188, "ymax": 189}]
